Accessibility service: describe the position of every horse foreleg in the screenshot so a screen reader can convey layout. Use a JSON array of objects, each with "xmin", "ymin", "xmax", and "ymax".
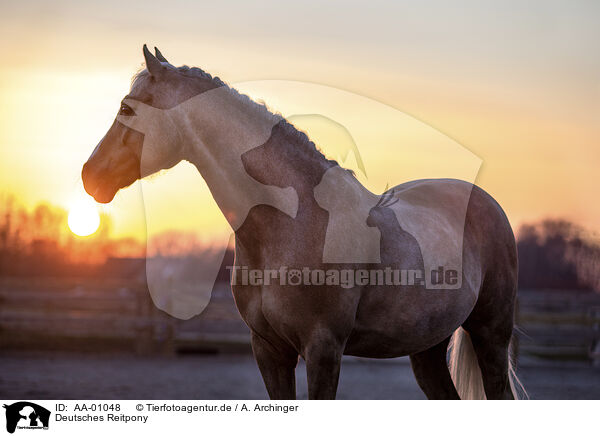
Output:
[
  {"xmin": 251, "ymin": 332, "xmax": 298, "ymax": 400},
  {"xmin": 304, "ymin": 336, "xmax": 344, "ymax": 400},
  {"xmin": 409, "ymin": 336, "xmax": 460, "ymax": 399}
]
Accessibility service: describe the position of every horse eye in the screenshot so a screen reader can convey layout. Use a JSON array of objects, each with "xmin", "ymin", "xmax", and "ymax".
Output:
[{"xmin": 119, "ymin": 103, "xmax": 135, "ymax": 116}]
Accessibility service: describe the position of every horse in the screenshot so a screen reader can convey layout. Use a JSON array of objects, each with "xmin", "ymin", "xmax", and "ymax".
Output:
[{"xmin": 82, "ymin": 45, "xmax": 523, "ymax": 400}]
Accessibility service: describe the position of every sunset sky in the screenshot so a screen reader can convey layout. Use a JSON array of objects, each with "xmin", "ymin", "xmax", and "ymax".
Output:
[{"xmin": 0, "ymin": 1, "xmax": 598, "ymax": 245}]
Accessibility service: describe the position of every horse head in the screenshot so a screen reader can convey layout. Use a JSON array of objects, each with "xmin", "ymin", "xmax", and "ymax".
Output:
[{"xmin": 81, "ymin": 45, "xmax": 217, "ymax": 203}]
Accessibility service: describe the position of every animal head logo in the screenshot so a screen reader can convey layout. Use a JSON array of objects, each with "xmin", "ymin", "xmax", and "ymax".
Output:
[{"xmin": 3, "ymin": 402, "xmax": 50, "ymax": 434}]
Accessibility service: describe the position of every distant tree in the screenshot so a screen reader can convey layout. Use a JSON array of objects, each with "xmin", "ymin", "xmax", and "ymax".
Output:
[
  {"xmin": 0, "ymin": 195, "xmax": 144, "ymax": 277},
  {"xmin": 517, "ymin": 219, "xmax": 600, "ymax": 292}
]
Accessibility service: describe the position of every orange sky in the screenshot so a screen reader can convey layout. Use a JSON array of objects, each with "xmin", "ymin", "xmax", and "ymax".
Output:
[{"xmin": 0, "ymin": 1, "xmax": 598, "ymax": 244}]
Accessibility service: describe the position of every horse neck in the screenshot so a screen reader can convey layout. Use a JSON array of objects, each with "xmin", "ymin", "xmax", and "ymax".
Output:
[{"xmin": 180, "ymin": 86, "xmax": 335, "ymax": 229}]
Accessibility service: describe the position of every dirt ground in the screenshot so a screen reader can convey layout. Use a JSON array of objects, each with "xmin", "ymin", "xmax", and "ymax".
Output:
[{"xmin": 0, "ymin": 351, "xmax": 598, "ymax": 400}]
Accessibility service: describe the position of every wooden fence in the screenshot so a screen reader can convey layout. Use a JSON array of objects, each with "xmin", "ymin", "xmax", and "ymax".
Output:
[
  {"xmin": 515, "ymin": 288, "xmax": 600, "ymax": 362},
  {"xmin": 1, "ymin": 277, "xmax": 599, "ymax": 362}
]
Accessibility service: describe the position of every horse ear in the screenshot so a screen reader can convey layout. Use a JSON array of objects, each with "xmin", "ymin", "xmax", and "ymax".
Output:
[
  {"xmin": 143, "ymin": 44, "xmax": 164, "ymax": 78},
  {"xmin": 154, "ymin": 47, "xmax": 169, "ymax": 63}
]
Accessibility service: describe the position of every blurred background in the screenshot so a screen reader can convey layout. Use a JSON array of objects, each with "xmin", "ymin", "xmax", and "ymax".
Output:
[{"xmin": 1, "ymin": 0, "xmax": 599, "ymax": 399}]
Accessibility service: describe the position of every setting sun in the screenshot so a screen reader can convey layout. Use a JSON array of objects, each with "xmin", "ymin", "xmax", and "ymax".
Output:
[{"xmin": 68, "ymin": 198, "xmax": 100, "ymax": 237}]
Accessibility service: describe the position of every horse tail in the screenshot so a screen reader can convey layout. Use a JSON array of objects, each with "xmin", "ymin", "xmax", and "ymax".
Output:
[
  {"xmin": 449, "ymin": 327, "xmax": 527, "ymax": 399},
  {"xmin": 508, "ymin": 333, "xmax": 528, "ymax": 399},
  {"xmin": 448, "ymin": 327, "xmax": 486, "ymax": 400}
]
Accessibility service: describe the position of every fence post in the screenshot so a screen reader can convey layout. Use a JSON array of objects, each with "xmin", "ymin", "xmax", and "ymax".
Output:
[
  {"xmin": 135, "ymin": 286, "xmax": 154, "ymax": 355},
  {"xmin": 589, "ymin": 306, "xmax": 600, "ymax": 367}
]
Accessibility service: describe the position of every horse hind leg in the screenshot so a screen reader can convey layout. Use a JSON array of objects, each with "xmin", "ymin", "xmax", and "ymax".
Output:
[
  {"xmin": 410, "ymin": 336, "xmax": 460, "ymax": 399},
  {"xmin": 462, "ymin": 272, "xmax": 522, "ymax": 400},
  {"xmin": 465, "ymin": 328, "xmax": 515, "ymax": 399}
]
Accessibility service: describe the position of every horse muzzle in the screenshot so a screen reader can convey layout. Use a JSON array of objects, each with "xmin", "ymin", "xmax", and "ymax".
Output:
[
  {"xmin": 82, "ymin": 161, "xmax": 118, "ymax": 203},
  {"xmin": 82, "ymin": 157, "xmax": 140, "ymax": 204}
]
